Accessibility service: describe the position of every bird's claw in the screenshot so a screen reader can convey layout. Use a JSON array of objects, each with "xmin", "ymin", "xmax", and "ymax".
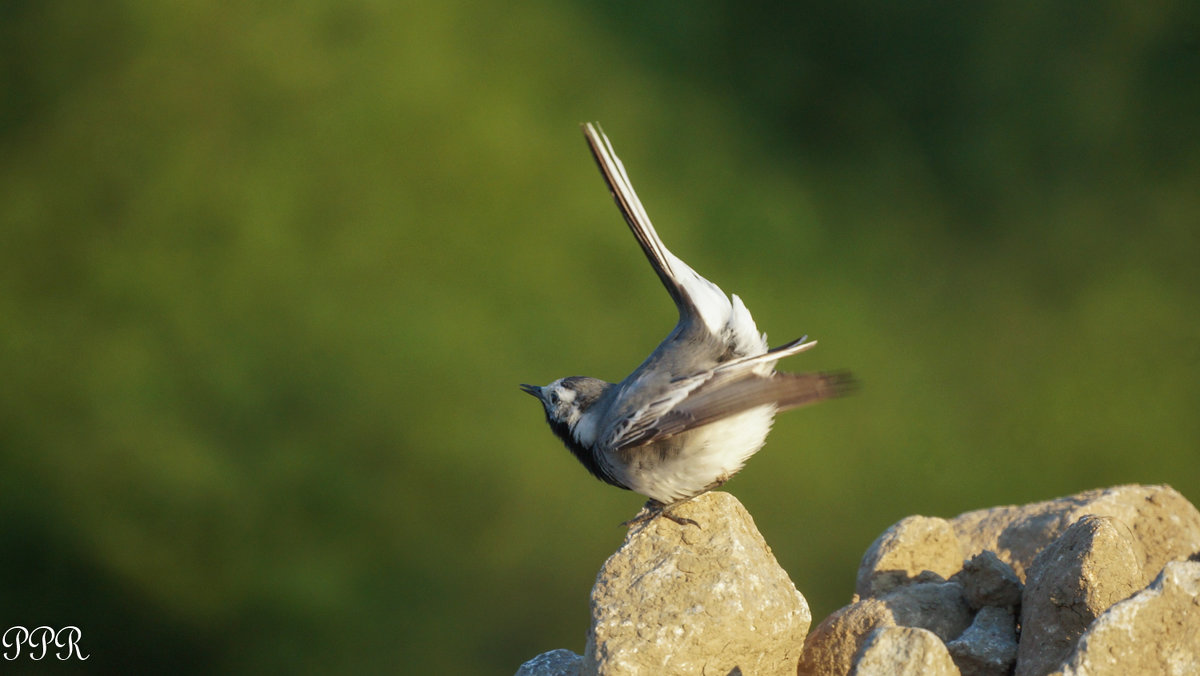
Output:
[{"xmin": 621, "ymin": 500, "xmax": 700, "ymax": 529}]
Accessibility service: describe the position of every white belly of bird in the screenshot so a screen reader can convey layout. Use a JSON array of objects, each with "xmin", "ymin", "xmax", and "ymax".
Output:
[{"xmin": 618, "ymin": 405, "xmax": 776, "ymax": 504}]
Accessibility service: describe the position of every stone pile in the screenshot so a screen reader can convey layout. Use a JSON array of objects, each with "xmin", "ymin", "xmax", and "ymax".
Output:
[{"xmin": 516, "ymin": 485, "xmax": 1200, "ymax": 676}]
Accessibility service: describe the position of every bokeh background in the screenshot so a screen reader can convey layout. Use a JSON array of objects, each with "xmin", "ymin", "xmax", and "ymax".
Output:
[{"xmin": 2, "ymin": 1, "xmax": 1198, "ymax": 673}]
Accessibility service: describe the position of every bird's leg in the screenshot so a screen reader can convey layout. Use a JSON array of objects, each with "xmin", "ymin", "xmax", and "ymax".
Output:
[
  {"xmin": 620, "ymin": 500, "xmax": 659, "ymax": 528},
  {"xmin": 659, "ymin": 502, "xmax": 701, "ymax": 528},
  {"xmin": 621, "ymin": 499, "xmax": 700, "ymax": 529}
]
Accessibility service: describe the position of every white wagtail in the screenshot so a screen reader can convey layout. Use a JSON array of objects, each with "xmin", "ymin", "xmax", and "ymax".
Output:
[{"xmin": 522, "ymin": 123, "xmax": 854, "ymax": 526}]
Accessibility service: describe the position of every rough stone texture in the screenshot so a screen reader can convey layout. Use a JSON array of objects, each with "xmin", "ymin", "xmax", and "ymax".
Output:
[
  {"xmin": 946, "ymin": 606, "xmax": 1018, "ymax": 676},
  {"xmin": 515, "ymin": 649, "xmax": 582, "ymax": 676},
  {"xmin": 1052, "ymin": 560, "xmax": 1200, "ymax": 676},
  {"xmin": 950, "ymin": 550, "xmax": 1022, "ymax": 611},
  {"xmin": 799, "ymin": 597, "xmax": 894, "ymax": 676},
  {"xmin": 1015, "ymin": 515, "xmax": 1144, "ymax": 676},
  {"xmin": 949, "ymin": 484, "xmax": 1200, "ymax": 582},
  {"xmin": 800, "ymin": 485, "xmax": 1200, "ymax": 676},
  {"xmin": 516, "ymin": 484, "xmax": 1200, "ymax": 676},
  {"xmin": 583, "ymin": 492, "xmax": 809, "ymax": 676},
  {"xmin": 850, "ymin": 627, "xmax": 960, "ymax": 676},
  {"xmin": 798, "ymin": 581, "xmax": 972, "ymax": 676},
  {"xmin": 881, "ymin": 581, "xmax": 974, "ymax": 644},
  {"xmin": 856, "ymin": 515, "xmax": 964, "ymax": 597}
]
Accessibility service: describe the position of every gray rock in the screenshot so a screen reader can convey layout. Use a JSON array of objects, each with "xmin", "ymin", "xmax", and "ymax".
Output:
[
  {"xmin": 799, "ymin": 581, "xmax": 972, "ymax": 676},
  {"xmin": 951, "ymin": 550, "xmax": 1022, "ymax": 611},
  {"xmin": 1015, "ymin": 515, "xmax": 1144, "ymax": 676},
  {"xmin": 1056, "ymin": 560, "xmax": 1200, "ymax": 675},
  {"xmin": 583, "ymin": 492, "xmax": 809, "ymax": 676},
  {"xmin": 515, "ymin": 649, "xmax": 582, "ymax": 676},
  {"xmin": 946, "ymin": 606, "xmax": 1018, "ymax": 676},
  {"xmin": 850, "ymin": 626, "xmax": 960, "ymax": 676},
  {"xmin": 884, "ymin": 581, "xmax": 974, "ymax": 644},
  {"xmin": 950, "ymin": 484, "xmax": 1200, "ymax": 582},
  {"xmin": 856, "ymin": 515, "xmax": 965, "ymax": 597}
]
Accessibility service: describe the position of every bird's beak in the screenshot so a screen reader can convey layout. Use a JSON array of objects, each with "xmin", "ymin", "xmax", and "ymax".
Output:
[{"xmin": 519, "ymin": 384, "xmax": 542, "ymax": 398}]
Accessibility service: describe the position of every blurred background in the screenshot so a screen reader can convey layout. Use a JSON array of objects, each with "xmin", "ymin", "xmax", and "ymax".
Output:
[{"xmin": 2, "ymin": 1, "xmax": 1197, "ymax": 673}]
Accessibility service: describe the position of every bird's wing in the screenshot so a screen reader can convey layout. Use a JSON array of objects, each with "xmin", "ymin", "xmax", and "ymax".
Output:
[
  {"xmin": 604, "ymin": 368, "xmax": 852, "ymax": 452},
  {"xmin": 582, "ymin": 122, "xmax": 732, "ymax": 335},
  {"xmin": 642, "ymin": 370, "xmax": 853, "ymax": 446},
  {"xmin": 601, "ymin": 338, "xmax": 852, "ymax": 451},
  {"xmin": 600, "ymin": 369, "xmax": 714, "ymax": 452}
]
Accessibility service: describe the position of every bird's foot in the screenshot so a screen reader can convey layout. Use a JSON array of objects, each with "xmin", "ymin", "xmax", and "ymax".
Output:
[{"xmin": 621, "ymin": 499, "xmax": 699, "ymax": 529}]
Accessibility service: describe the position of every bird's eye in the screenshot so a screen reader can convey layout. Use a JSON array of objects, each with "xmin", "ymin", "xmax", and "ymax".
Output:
[{"xmin": 549, "ymin": 391, "xmax": 560, "ymax": 405}]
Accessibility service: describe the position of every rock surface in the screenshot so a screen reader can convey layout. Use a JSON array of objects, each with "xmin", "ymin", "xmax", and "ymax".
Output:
[
  {"xmin": 515, "ymin": 484, "xmax": 1200, "ymax": 676},
  {"xmin": 850, "ymin": 627, "xmax": 960, "ymax": 676},
  {"xmin": 856, "ymin": 515, "xmax": 964, "ymax": 597},
  {"xmin": 797, "ymin": 580, "xmax": 972, "ymax": 675},
  {"xmin": 950, "ymin": 550, "xmax": 1022, "ymax": 611},
  {"xmin": 584, "ymin": 492, "xmax": 809, "ymax": 676},
  {"xmin": 949, "ymin": 484, "xmax": 1200, "ymax": 581},
  {"xmin": 1053, "ymin": 560, "xmax": 1200, "ymax": 676},
  {"xmin": 802, "ymin": 484, "xmax": 1200, "ymax": 676},
  {"xmin": 1015, "ymin": 515, "xmax": 1144, "ymax": 676},
  {"xmin": 946, "ymin": 606, "xmax": 1018, "ymax": 676},
  {"xmin": 516, "ymin": 649, "xmax": 582, "ymax": 676}
]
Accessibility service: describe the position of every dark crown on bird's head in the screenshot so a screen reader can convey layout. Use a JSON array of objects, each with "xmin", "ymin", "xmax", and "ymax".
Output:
[{"xmin": 520, "ymin": 376, "xmax": 609, "ymax": 426}]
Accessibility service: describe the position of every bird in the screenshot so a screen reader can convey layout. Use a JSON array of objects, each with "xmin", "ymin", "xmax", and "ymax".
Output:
[{"xmin": 521, "ymin": 123, "xmax": 853, "ymax": 527}]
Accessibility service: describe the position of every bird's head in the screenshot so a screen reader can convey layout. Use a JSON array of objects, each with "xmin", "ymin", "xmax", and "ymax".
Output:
[{"xmin": 520, "ymin": 376, "xmax": 608, "ymax": 432}]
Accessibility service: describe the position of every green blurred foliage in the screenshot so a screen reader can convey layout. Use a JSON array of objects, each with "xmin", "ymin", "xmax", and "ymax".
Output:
[{"xmin": 1, "ymin": 1, "xmax": 1197, "ymax": 673}]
